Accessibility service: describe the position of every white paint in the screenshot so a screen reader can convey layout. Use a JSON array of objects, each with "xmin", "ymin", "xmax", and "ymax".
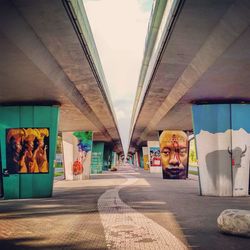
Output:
[
  {"xmin": 195, "ymin": 129, "xmax": 250, "ymax": 196},
  {"xmin": 62, "ymin": 132, "xmax": 74, "ymax": 181}
]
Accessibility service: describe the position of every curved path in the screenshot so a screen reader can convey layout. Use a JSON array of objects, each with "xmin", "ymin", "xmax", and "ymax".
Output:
[{"xmin": 98, "ymin": 174, "xmax": 188, "ymax": 250}]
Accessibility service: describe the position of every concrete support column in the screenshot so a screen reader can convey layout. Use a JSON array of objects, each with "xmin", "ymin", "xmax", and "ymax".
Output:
[
  {"xmin": 62, "ymin": 131, "xmax": 93, "ymax": 180},
  {"xmin": 91, "ymin": 142, "xmax": 104, "ymax": 174},
  {"xmin": 147, "ymin": 141, "xmax": 162, "ymax": 174},
  {"xmin": 0, "ymin": 105, "xmax": 59, "ymax": 199},
  {"xmin": 142, "ymin": 147, "xmax": 149, "ymax": 170},
  {"xmin": 192, "ymin": 104, "xmax": 250, "ymax": 196}
]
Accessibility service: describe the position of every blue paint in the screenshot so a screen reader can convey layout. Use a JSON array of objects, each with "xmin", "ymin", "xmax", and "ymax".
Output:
[
  {"xmin": 231, "ymin": 104, "xmax": 250, "ymax": 133},
  {"xmin": 192, "ymin": 104, "xmax": 250, "ymax": 135},
  {"xmin": 192, "ymin": 104, "xmax": 231, "ymax": 135}
]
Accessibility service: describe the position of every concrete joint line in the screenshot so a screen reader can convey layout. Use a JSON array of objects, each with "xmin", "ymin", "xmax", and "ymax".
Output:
[{"xmin": 98, "ymin": 175, "xmax": 187, "ymax": 249}]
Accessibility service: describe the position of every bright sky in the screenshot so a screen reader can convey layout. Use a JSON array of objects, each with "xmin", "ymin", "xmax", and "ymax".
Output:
[{"xmin": 83, "ymin": 0, "xmax": 153, "ymax": 153}]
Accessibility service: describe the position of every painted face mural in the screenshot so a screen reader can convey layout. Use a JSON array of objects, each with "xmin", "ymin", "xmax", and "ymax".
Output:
[
  {"xmin": 159, "ymin": 130, "xmax": 188, "ymax": 179},
  {"xmin": 6, "ymin": 128, "xmax": 49, "ymax": 174}
]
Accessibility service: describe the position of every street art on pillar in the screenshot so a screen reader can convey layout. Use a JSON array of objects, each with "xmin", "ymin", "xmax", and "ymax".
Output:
[
  {"xmin": 159, "ymin": 131, "xmax": 188, "ymax": 179},
  {"xmin": 6, "ymin": 128, "xmax": 49, "ymax": 174},
  {"xmin": 192, "ymin": 104, "xmax": 250, "ymax": 196},
  {"xmin": 149, "ymin": 147, "xmax": 161, "ymax": 167},
  {"xmin": 142, "ymin": 147, "xmax": 149, "ymax": 170},
  {"xmin": 62, "ymin": 131, "xmax": 93, "ymax": 180},
  {"xmin": 72, "ymin": 131, "xmax": 92, "ymax": 176}
]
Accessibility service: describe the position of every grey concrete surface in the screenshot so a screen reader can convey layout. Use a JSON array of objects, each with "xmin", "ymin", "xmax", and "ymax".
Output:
[
  {"xmin": 0, "ymin": 0, "xmax": 122, "ymax": 152},
  {"xmin": 120, "ymin": 167, "xmax": 250, "ymax": 250},
  {"xmin": 130, "ymin": 0, "xmax": 250, "ymax": 148}
]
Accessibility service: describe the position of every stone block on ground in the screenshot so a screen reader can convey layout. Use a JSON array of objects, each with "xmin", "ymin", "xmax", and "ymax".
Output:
[{"xmin": 217, "ymin": 209, "xmax": 250, "ymax": 237}]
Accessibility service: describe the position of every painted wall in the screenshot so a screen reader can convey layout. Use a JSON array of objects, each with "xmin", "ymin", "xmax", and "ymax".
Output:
[
  {"xmin": 0, "ymin": 106, "xmax": 59, "ymax": 199},
  {"xmin": 91, "ymin": 142, "xmax": 104, "ymax": 174},
  {"xmin": 192, "ymin": 104, "xmax": 250, "ymax": 196},
  {"xmin": 103, "ymin": 145, "xmax": 112, "ymax": 171},
  {"xmin": 139, "ymin": 148, "xmax": 144, "ymax": 168},
  {"xmin": 142, "ymin": 146, "xmax": 149, "ymax": 170},
  {"xmin": 147, "ymin": 141, "xmax": 162, "ymax": 174},
  {"xmin": 62, "ymin": 131, "xmax": 93, "ymax": 180}
]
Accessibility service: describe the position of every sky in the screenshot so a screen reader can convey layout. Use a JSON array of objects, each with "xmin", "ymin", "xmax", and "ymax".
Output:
[{"xmin": 83, "ymin": 0, "xmax": 153, "ymax": 153}]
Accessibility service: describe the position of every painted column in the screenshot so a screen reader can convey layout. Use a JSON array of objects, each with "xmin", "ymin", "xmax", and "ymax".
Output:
[
  {"xmin": 136, "ymin": 151, "xmax": 141, "ymax": 168},
  {"xmin": 139, "ymin": 148, "xmax": 144, "ymax": 168},
  {"xmin": 0, "ymin": 105, "xmax": 59, "ymax": 199},
  {"xmin": 192, "ymin": 104, "xmax": 250, "ymax": 196},
  {"xmin": 142, "ymin": 147, "xmax": 149, "ymax": 170},
  {"xmin": 103, "ymin": 144, "xmax": 112, "ymax": 171},
  {"xmin": 62, "ymin": 131, "xmax": 93, "ymax": 181},
  {"xmin": 148, "ymin": 141, "xmax": 162, "ymax": 174},
  {"xmin": 91, "ymin": 142, "xmax": 104, "ymax": 174}
]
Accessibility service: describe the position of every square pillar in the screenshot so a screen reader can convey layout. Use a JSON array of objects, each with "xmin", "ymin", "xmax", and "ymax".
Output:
[
  {"xmin": 148, "ymin": 141, "xmax": 162, "ymax": 174},
  {"xmin": 0, "ymin": 106, "xmax": 59, "ymax": 199},
  {"xmin": 91, "ymin": 142, "xmax": 104, "ymax": 174},
  {"xmin": 62, "ymin": 131, "xmax": 93, "ymax": 180},
  {"xmin": 192, "ymin": 104, "xmax": 250, "ymax": 196}
]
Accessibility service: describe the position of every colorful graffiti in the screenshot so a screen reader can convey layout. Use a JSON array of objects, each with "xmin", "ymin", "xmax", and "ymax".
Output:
[
  {"xmin": 6, "ymin": 128, "xmax": 49, "ymax": 174},
  {"xmin": 159, "ymin": 130, "xmax": 188, "ymax": 179},
  {"xmin": 72, "ymin": 131, "xmax": 92, "ymax": 176},
  {"xmin": 149, "ymin": 147, "xmax": 161, "ymax": 167}
]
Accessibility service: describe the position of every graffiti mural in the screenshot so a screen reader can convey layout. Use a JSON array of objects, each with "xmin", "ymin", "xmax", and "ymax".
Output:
[
  {"xmin": 193, "ymin": 104, "xmax": 250, "ymax": 196},
  {"xmin": 149, "ymin": 147, "xmax": 161, "ymax": 167},
  {"xmin": 6, "ymin": 128, "xmax": 49, "ymax": 174},
  {"xmin": 72, "ymin": 131, "xmax": 92, "ymax": 176},
  {"xmin": 159, "ymin": 130, "xmax": 188, "ymax": 179}
]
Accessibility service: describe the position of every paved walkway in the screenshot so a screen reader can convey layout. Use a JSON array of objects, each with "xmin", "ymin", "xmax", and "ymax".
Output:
[
  {"xmin": 0, "ymin": 165, "xmax": 249, "ymax": 250},
  {"xmin": 98, "ymin": 173, "xmax": 187, "ymax": 249}
]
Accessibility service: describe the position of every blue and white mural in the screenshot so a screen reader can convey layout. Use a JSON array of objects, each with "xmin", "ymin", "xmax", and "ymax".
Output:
[{"xmin": 192, "ymin": 104, "xmax": 250, "ymax": 196}]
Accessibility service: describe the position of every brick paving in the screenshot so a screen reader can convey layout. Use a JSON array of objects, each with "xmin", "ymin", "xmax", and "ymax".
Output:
[
  {"xmin": 0, "ymin": 164, "xmax": 249, "ymax": 250},
  {"xmin": 98, "ymin": 174, "xmax": 187, "ymax": 249}
]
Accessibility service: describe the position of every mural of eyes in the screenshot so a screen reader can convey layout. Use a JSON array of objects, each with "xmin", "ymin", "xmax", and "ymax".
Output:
[
  {"xmin": 179, "ymin": 147, "xmax": 187, "ymax": 156},
  {"xmin": 162, "ymin": 148, "xmax": 171, "ymax": 156}
]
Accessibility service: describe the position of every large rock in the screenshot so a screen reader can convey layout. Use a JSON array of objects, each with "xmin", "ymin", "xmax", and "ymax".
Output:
[{"xmin": 217, "ymin": 209, "xmax": 250, "ymax": 237}]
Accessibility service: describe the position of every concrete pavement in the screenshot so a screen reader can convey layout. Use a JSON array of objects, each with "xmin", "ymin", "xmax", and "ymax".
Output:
[{"xmin": 0, "ymin": 165, "xmax": 249, "ymax": 249}]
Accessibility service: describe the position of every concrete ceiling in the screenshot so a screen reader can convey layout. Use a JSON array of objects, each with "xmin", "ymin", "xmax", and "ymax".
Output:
[
  {"xmin": 130, "ymin": 0, "xmax": 250, "ymax": 151},
  {"xmin": 0, "ymin": 0, "xmax": 123, "ymax": 153}
]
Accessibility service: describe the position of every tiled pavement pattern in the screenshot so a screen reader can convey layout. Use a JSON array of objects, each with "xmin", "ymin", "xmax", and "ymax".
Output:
[
  {"xmin": 0, "ymin": 178, "xmax": 120, "ymax": 249},
  {"xmin": 98, "ymin": 172, "xmax": 188, "ymax": 249}
]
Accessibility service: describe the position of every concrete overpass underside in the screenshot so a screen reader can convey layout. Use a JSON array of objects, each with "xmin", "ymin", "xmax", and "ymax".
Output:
[
  {"xmin": 130, "ymin": 0, "xmax": 250, "ymax": 149},
  {"xmin": 0, "ymin": 0, "xmax": 123, "ymax": 153}
]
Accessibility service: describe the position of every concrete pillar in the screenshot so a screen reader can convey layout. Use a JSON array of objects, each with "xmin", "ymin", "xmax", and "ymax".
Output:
[
  {"xmin": 192, "ymin": 104, "xmax": 250, "ymax": 196},
  {"xmin": 62, "ymin": 131, "xmax": 93, "ymax": 180},
  {"xmin": 142, "ymin": 147, "xmax": 149, "ymax": 170},
  {"xmin": 0, "ymin": 105, "xmax": 59, "ymax": 199},
  {"xmin": 147, "ymin": 141, "xmax": 162, "ymax": 174},
  {"xmin": 136, "ymin": 151, "xmax": 141, "ymax": 168},
  {"xmin": 91, "ymin": 142, "xmax": 104, "ymax": 174}
]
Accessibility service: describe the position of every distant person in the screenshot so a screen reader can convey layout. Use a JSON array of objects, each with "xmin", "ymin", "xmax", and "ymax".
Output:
[{"xmin": 159, "ymin": 130, "xmax": 188, "ymax": 179}]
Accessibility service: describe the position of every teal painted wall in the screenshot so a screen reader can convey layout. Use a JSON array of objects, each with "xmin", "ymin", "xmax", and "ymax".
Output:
[
  {"xmin": 0, "ymin": 106, "xmax": 59, "ymax": 199},
  {"xmin": 91, "ymin": 142, "xmax": 104, "ymax": 174},
  {"xmin": 103, "ymin": 145, "xmax": 112, "ymax": 171}
]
